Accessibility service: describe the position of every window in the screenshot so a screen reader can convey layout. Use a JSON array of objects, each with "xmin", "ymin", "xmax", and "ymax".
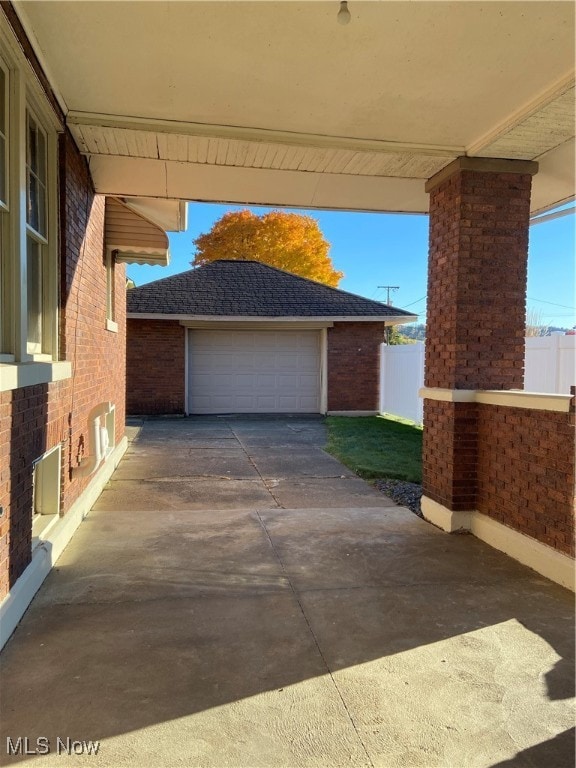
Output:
[
  {"xmin": 31, "ymin": 444, "xmax": 61, "ymax": 542},
  {"xmin": 25, "ymin": 109, "xmax": 49, "ymax": 354},
  {"xmin": 0, "ymin": 18, "xmax": 67, "ymax": 389}
]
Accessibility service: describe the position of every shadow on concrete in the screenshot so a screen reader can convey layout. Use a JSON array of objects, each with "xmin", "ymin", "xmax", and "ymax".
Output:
[
  {"xmin": 0, "ymin": 417, "xmax": 573, "ymax": 767},
  {"xmin": 491, "ymin": 727, "xmax": 575, "ymax": 768}
]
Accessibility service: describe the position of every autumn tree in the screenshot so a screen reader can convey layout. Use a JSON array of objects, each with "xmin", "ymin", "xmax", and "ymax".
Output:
[{"xmin": 192, "ymin": 210, "xmax": 343, "ymax": 287}]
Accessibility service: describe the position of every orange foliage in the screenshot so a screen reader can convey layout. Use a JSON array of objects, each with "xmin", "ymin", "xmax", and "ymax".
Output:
[{"xmin": 193, "ymin": 210, "xmax": 343, "ymax": 287}]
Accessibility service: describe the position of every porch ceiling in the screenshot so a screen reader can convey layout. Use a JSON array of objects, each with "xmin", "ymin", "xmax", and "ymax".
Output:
[{"xmin": 14, "ymin": 0, "xmax": 575, "ymax": 214}]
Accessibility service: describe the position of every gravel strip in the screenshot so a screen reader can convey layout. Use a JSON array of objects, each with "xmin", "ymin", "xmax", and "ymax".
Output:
[{"xmin": 373, "ymin": 479, "xmax": 423, "ymax": 517}]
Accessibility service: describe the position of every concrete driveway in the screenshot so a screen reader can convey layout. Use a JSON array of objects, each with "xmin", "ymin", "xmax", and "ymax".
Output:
[{"xmin": 0, "ymin": 416, "xmax": 574, "ymax": 768}]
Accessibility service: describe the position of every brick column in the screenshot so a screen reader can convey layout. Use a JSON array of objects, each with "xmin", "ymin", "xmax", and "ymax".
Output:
[{"xmin": 422, "ymin": 157, "xmax": 537, "ymax": 514}]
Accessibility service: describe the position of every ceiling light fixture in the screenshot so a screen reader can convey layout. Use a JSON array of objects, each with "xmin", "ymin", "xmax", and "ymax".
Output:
[{"xmin": 337, "ymin": 1, "xmax": 351, "ymax": 25}]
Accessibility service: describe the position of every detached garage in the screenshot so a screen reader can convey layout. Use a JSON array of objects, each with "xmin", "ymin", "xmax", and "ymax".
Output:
[{"xmin": 126, "ymin": 260, "xmax": 416, "ymax": 416}]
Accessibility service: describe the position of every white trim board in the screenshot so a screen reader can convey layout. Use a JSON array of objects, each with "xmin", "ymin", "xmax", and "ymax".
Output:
[
  {"xmin": 182, "ymin": 320, "xmax": 334, "ymax": 330},
  {"xmin": 421, "ymin": 496, "xmax": 575, "ymax": 591},
  {"xmin": 0, "ymin": 361, "xmax": 72, "ymax": 392},
  {"xmin": 419, "ymin": 387, "xmax": 572, "ymax": 413},
  {"xmin": 128, "ymin": 313, "xmax": 417, "ymax": 324}
]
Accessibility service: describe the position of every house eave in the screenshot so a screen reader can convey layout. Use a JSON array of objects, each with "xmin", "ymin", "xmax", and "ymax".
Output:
[{"xmin": 126, "ymin": 313, "xmax": 418, "ymax": 325}]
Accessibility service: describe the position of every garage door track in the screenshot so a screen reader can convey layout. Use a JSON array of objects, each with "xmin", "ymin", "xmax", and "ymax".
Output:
[{"xmin": 0, "ymin": 416, "xmax": 573, "ymax": 768}]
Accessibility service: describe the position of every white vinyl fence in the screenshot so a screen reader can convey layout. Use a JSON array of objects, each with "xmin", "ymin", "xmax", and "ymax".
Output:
[
  {"xmin": 380, "ymin": 342, "xmax": 425, "ymax": 424},
  {"xmin": 380, "ymin": 334, "xmax": 576, "ymax": 424},
  {"xmin": 524, "ymin": 334, "xmax": 576, "ymax": 395}
]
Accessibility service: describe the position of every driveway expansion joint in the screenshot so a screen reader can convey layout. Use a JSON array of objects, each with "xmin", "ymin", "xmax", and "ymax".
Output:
[
  {"xmin": 254, "ymin": 508, "xmax": 376, "ymax": 768},
  {"xmin": 226, "ymin": 419, "xmax": 285, "ymax": 508}
]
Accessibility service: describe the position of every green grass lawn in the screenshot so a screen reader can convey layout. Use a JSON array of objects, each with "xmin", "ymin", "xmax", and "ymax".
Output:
[{"xmin": 325, "ymin": 415, "xmax": 423, "ymax": 483}]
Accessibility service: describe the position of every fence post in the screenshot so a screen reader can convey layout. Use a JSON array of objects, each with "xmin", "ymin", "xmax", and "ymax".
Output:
[
  {"xmin": 379, "ymin": 343, "xmax": 386, "ymax": 413},
  {"xmin": 418, "ymin": 342, "xmax": 425, "ymax": 423}
]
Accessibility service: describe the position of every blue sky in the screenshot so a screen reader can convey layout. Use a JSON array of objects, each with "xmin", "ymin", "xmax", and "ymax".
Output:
[{"xmin": 127, "ymin": 202, "xmax": 575, "ymax": 329}]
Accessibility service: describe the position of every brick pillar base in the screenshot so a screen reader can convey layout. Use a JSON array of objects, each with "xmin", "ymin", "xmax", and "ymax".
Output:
[
  {"xmin": 422, "ymin": 400, "xmax": 478, "ymax": 511},
  {"xmin": 423, "ymin": 157, "xmax": 537, "ymax": 512}
]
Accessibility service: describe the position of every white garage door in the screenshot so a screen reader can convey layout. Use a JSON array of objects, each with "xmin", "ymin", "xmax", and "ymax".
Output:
[{"xmin": 188, "ymin": 329, "xmax": 321, "ymax": 414}]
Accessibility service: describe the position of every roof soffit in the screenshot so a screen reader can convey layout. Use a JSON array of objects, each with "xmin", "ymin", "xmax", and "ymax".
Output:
[{"xmin": 11, "ymin": 1, "xmax": 576, "ymax": 213}]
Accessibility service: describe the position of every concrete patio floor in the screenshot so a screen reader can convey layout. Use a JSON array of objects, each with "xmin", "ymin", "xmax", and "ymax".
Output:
[{"xmin": 0, "ymin": 416, "xmax": 574, "ymax": 768}]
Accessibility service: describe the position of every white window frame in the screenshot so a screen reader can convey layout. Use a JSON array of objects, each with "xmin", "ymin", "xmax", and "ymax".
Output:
[
  {"xmin": 31, "ymin": 443, "xmax": 61, "ymax": 545},
  {"xmin": 0, "ymin": 53, "xmax": 12, "ymax": 362},
  {"xmin": 25, "ymin": 106, "xmax": 52, "ymax": 356},
  {"xmin": 105, "ymin": 247, "xmax": 118, "ymax": 333},
  {"xmin": 0, "ymin": 16, "xmax": 70, "ymax": 391}
]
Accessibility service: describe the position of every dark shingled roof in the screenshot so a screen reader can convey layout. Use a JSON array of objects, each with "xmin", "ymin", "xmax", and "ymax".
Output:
[{"xmin": 127, "ymin": 260, "xmax": 417, "ymax": 319}]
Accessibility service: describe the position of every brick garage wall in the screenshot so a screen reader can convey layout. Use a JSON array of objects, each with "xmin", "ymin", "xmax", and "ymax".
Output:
[
  {"xmin": 425, "ymin": 168, "xmax": 532, "ymax": 391},
  {"xmin": 327, "ymin": 322, "xmax": 385, "ymax": 411},
  {"xmin": 126, "ymin": 319, "xmax": 185, "ymax": 415},
  {"xmin": 422, "ymin": 399, "xmax": 478, "ymax": 512},
  {"xmin": 476, "ymin": 403, "xmax": 575, "ymax": 556},
  {"xmin": 0, "ymin": 132, "xmax": 126, "ymax": 600}
]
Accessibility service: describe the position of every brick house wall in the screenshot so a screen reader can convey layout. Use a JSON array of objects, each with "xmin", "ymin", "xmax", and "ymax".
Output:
[
  {"xmin": 327, "ymin": 322, "xmax": 384, "ymax": 412},
  {"xmin": 126, "ymin": 319, "xmax": 185, "ymax": 414},
  {"xmin": 60, "ymin": 133, "xmax": 127, "ymax": 514},
  {"xmin": 0, "ymin": 132, "xmax": 126, "ymax": 600}
]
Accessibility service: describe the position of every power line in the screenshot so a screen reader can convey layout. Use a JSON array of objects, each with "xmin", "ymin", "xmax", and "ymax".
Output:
[
  {"xmin": 402, "ymin": 295, "xmax": 427, "ymax": 309},
  {"xmin": 527, "ymin": 297, "xmax": 576, "ymax": 310}
]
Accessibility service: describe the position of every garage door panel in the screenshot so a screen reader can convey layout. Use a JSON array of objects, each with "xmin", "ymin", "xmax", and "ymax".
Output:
[
  {"xmin": 188, "ymin": 329, "xmax": 321, "ymax": 414},
  {"xmin": 235, "ymin": 373, "xmax": 256, "ymax": 388},
  {"xmin": 276, "ymin": 373, "xmax": 299, "ymax": 390},
  {"xmin": 255, "ymin": 395, "xmax": 276, "ymax": 410},
  {"xmin": 256, "ymin": 374, "xmax": 276, "ymax": 389},
  {"xmin": 299, "ymin": 373, "xmax": 320, "ymax": 387}
]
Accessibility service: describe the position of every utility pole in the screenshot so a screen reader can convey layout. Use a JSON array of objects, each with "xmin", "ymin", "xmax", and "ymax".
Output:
[
  {"xmin": 378, "ymin": 286, "xmax": 399, "ymax": 344},
  {"xmin": 378, "ymin": 285, "xmax": 399, "ymax": 305}
]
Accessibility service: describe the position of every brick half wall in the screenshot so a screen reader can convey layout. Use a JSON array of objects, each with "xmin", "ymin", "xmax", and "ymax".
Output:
[
  {"xmin": 327, "ymin": 322, "xmax": 385, "ymax": 412},
  {"xmin": 127, "ymin": 319, "xmax": 186, "ymax": 415},
  {"xmin": 476, "ymin": 403, "xmax": 575, "ymax": 557}
]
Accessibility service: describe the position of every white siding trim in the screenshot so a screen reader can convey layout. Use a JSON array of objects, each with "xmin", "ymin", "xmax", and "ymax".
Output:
[
  {"xmin": 320, "ymin": 327, "xmax": 328, "ymax": 414},
  {"xmin": 127, "ymin": 313, "xmax": 416, "ymax": 323}
]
